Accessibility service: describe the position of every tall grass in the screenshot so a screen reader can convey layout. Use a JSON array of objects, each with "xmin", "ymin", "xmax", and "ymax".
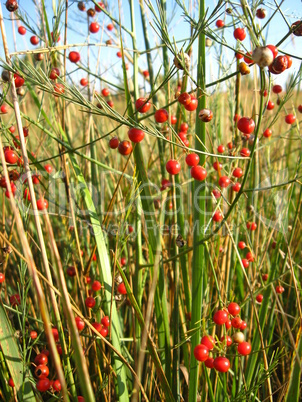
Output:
[{"xmin": 0, "ymin": 1, "xmax": 301, "ymax": 401}]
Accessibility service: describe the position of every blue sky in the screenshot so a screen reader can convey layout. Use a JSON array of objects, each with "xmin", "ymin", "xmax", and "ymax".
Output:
[{"xmin": 1, "ymin": 0, "xmax": 301, "ymax": 92}]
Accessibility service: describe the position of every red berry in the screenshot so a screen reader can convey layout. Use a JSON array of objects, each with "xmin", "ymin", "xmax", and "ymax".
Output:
[
  {"xmin": 30, "ymin": 35, "xmax": 39, "ymax": 45},
  {"xmin": 166, "ymin": 159, "xmax": 181, "ymax": 175},
  {"xmin": 256, "ymin": 294, "xmax": 263, "ymax": 303},
  {"xmin": 240, "ymin": 148, "xmax": 251, "ymax": 157},
  {"xmin": 75, "ymin": 317, "xmax": 85, "ymax": 331},
  {"xmin": 80, "ymin": 78, "xmax": 88, "ymax": 86},
  {"xmin": 263, "ymin": 128, "xmax": 272, "ymax": 138},
  {"xmin": 270, "ymin": 55, "xmax": 288, "ymax": 74},
  {"xmin": 185, "ymin": 153, "xmax": 199, "ymax": 167},
  {"xmin": 205, "ymin": 358, "xmax": 214, "ymax": 368},
  {"xmin": 218, "ymin": 176, "xmax": 230, "ymax": 188},
  {"xmin": 35, "ymin": 364, "xmax": 49, "ymax": 379},
  {"xmin": 34, "ymin": 353, "xmax": 48, "ymax": 366},
  {"xmin": 66, "ymin": 266, "xmax": 76, "ymax": 277},
  {"xmin": 212, "ymin": 189, "xmax": 221, "ymax": 199},
  {"xmin": 240, "ymin": 321, "xmax": 247, "ymax": 330},
  {"xmin": 36, "ymin": 378, "xmax": 51, "ymax": 392},
  {"xmin": 232, "ymin": 182, "xmax": 241, "ymax": 192},
  {"xmin": 213, "ymin": 356, "xmax": 230, "ymax": 372},
  {"xmin": 1, "ymin": 104, "xmax": 8, "ymax": 114},
  {"xmin": 107, "ymin": 100, "xmax": 114, "ymax": 107},
  {"xmin": 221, "ymin": 335, "xmax": 232, "ymax": 346},
  {"xmin": 235, "ymin": 51, "xmax": 244, "ymax": 60},
  {"xmin": 18, "ymin": 26, "xmax": 26, "ymax": 35},
  {"xmin": 234, "ymin": 27, "xmax": 246, "ymax": 41},
  {"xmin": 242, "ymin": 259, "xmax": 249, "ymax": 268},
  {"xmin": 237, "ymin": 117, "xmax": 255, "ymax": 134},
  {"xmin": 297, "ymin": 105, "xmax": 302, "ymax": 113},
  {"xmin": 100, "ymin": 325, "xmax": 108, "ymax": 337},
  {"xmin": 276, "ymin": 285, "xmax": 285, "ymax": 294},
  {"xmin": 8, "ymin": 378, "xmax": 14, "ymax": 387},
  {"xmin": 213, "ymin": 309, "xmax": 228, "ymax": 325},
  {"xmin": 184, "ymin": 96, "xmax": 198, "ymax": 111},
  {"xmin": 118, "ymin": 140, "xmax": 132, "ymax": 156},
  {"xmin": 238, "ymin": 241, "xmax": 246, "ymax": 250},
  {"xmin": 109, "ymin": 137, "xmax": 119, "ymax": 149},
  {"xmin": 117, "ymin": 282, "xmax": 127, "ymax": 295},
  {"xmin": 228, "ymin": 302, "xmax": 240, "ymax": 315},
  {"xmin": 266, "ymin": 45, "xmax": 278, "ymax": 59},
  {"xmin": 155, "ymin": 109, "xmax": 168, "ymax": 123},
  {"xmin": 190, "ymin": 166, "xmax": 207, "ymax": 181},
  {"xmin": 198, "ymin": 108, "xmax": 213, "ymax": 122},
  {"xmin": 95, "ymin": 2, "xmax": 105, "ymax": 11},
  {"xmin": 213, "ymin": 211, "xmax": 223, "ymax": 222},
  {"xmin": 170, "ymin": 115, "xmax": 177, "ymax": 124},
  {"xmin": 0, "ymin": 273, "xmax": 5, "ymax": 283},
  {"xmin": 193, "ymin": 344, "xmax": 209, "ymax": 361},
  {"xmin": 246, "ymin": 251, "xmax": 254, "ymax": 262},
  {"xmin": 101, "ymin": 316, "xmax": 110, "ymax": 327},
  {"xmin": 213, "ymin": 161, "xmax": 222, "ymax": 171},
  {"xmin": 121, "ymin": 257, "xmax": 127, "ymax": 266},
  {"xmin": 53, "ymin": 83, "xmax": 64, "ymax": 96},
  {"xmin": 128, "ymin": 128, "xmax": 144, "ymax": 143},
  {"xmin": 4, "ymin": 149, "xmax": 18, "ymax": 164},
  {"xmin": 69, "ymin": 51, "xmax": 81, "ymax": 63},
  {"xmin": 272, "ymin": 84, "xmax": 282, "ymax": 94},
  {"xmin": 135, "ymin": 97, "xmax": 151, "ymax": 113},
  {"xmin": 285, "ymin": 55, "xmax": 292, "ymax": 69},
  {"xmin": 237, "ymin": 341, "xmax": 251, "ymax": 356},
  {"xmin": 231, "ymin": 316, "xmax": 242, "ymax": 328},
  {"xmin": 53, "ymin": 380, "xmax": 62, "ymax": 392},
  {"xmin": 217, "ymin": 145, "xmax": 225, "ymax": 153},
  {"xmin": 14, "ymin": 73, "xmax": 25, "ymax": 88},
  {"xmin": 233, "ymin": 167, "xmax": 243, "ymax": 178},
  {"xmin": 266, "ymin": 100, "xmax": 274, "ymax": 110},
  {"xmin": 200, "ymin": 335, "xmax": 215, "ymax": 350},
  {"xmin": 180, "ymin": 122, "xmax": 189, "ymax": 132},
  {"xmin": 85, "ymin": 296, "xmax": 96, "ymax": 308},
  {"xmin": 216, "ymin": 19, "xmax": 224, "ymax": 28},
  {"xmin": 92, "ymin": 280, "xmax": 102, "ymax": 291},
  {"xmin": 100, "ymin": 88, "xmax": 109, "ymax": 97},
  {"xmin": 36, "ymin": 199, "xmax": 48, "ymax": 211},
  {"xmin": 89, "ymin": 22, "xmax": 100, "ymax": 33},
  {"xmin": 256, "ymin": 8, "xmax": 266, "ymax": 19},
  {"xmin": 178, "ymin": 92, "xmax": 191, "ymax": 106},
  {"xmin": 10, "ymin": 294, "xmax": 20, "ymax": 306},
  {"xmin": 225, "ymin": 319, "xmax": 232, "ymax": 330},
  {"xmin": 143, "ymin": 70, "xmax": 149, "ymax": 78},
  {"xmin": 244, "ymin": 52, "xmax": 253, "ymax": 65},
  {"xmin": 78, "ymin": 397, "xmax": 85, "ymax": 402},
  {"xmin": 285, "ymin": 114, "xmax": 296, "ymax": 125},
  {"xmin": 117, "ymin": 51, "xmax": 122, "ymax": 58},
  {"xmin": 107, "ymin": 23, "xmax": 114, "ymax": 31},
  {"xmin": 30, "ymin": 330, "xmax": 38, "ymax": 339}
]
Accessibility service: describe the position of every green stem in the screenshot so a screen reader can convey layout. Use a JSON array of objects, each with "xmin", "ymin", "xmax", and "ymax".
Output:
[{"xmin": 188, "ymin": 1, "xmax": 206, "ymax": 400}]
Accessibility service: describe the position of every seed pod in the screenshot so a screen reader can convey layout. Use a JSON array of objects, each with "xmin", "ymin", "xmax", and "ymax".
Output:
[
  {"xmin": 226, "ymin": 8, "xmax": 232, "ymax": 14},
  {"xmin": 198, "ymin": 108, "xmax": 213, "ymax": 122},
  {"xmin": 239, "ymin": 62, "xmax": 250, "ymax": 75},
  {"xmin": 16, "ymin": 87, "xmax": 25, "ymax": 96},
  {"xmin": 233, "ymin": 332, "xmax": 245, "ymax": 344},
  {"xmin": 2, "ymin": 70, "xmax": 11, "ymax": 82},
  {"xmin": 205, "ymin": 38, "xmax": 212, "ymax": 47},
  {"xmin": 6, "ymin": 0, "xmax": 18, "ymax": 12},
  {"xmin": 87, "ymin": 8, "xmax": 96, "ymax": 17},
  {"xmin": 78, "ymin": 1, "xmax": 86, "ymax": 11},
  {"xmin": 252, "ymin": 47, "xmax": 274, "ymax": 68},
  {"xmin": 34, "ymin": 53, "xmax": 44, "ymax": 61},
  {"xmin": 173, "ymin": 52, "xmax": 190, "ymax": 70},
  {"xmin": 291, "ymin": 21, "xmax": 302, "ymax": 37}
]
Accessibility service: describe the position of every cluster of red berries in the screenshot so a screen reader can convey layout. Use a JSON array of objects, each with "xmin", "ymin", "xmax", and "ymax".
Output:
[{"xmin": 194, "ymin": 303, "xmax": 251, "ymax": 372}]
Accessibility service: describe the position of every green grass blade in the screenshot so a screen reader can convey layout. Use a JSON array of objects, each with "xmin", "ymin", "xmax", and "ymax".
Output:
[{"xmin": 0, "ymin": 302, "xmax": 36, "ymax": 401}]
